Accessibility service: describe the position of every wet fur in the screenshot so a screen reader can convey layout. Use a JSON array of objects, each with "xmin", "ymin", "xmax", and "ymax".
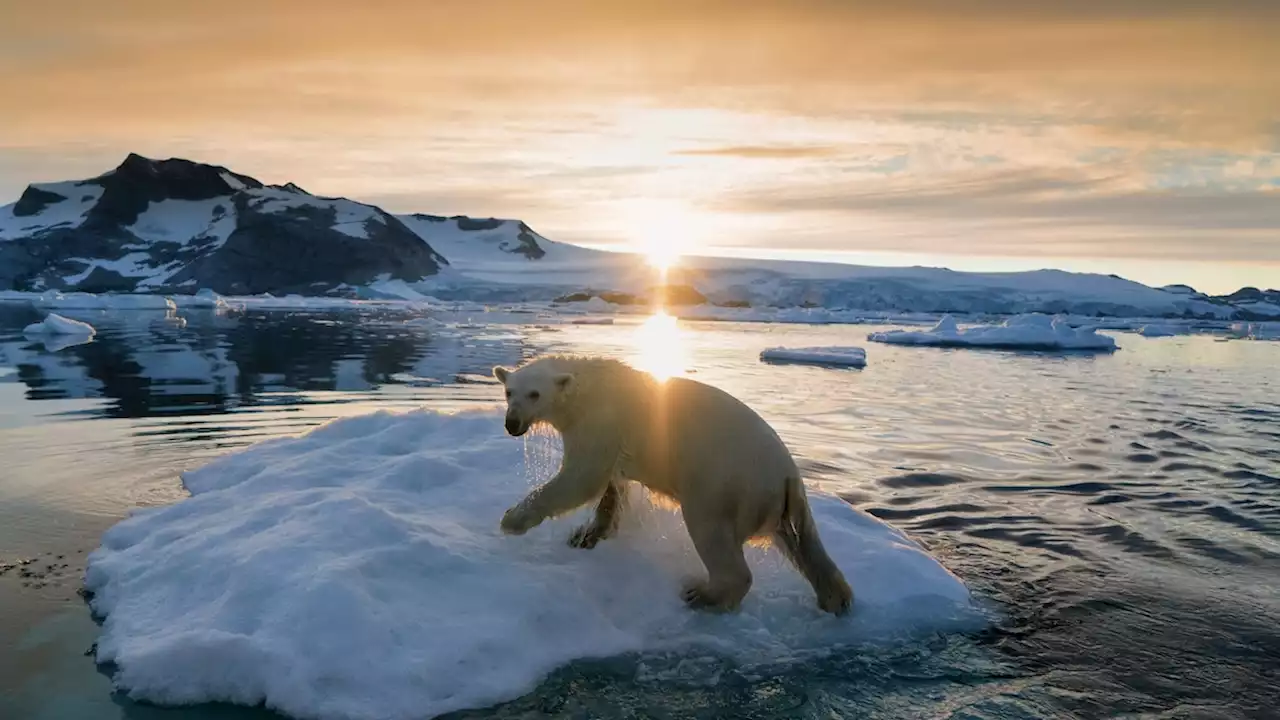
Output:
[{"xmin": 494, "ymin": 354, "xmax": 853, "ymax": 615}]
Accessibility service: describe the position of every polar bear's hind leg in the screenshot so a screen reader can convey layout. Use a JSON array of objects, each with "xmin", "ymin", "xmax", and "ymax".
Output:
[{"xmin": 680, "ymin": 508, "xmax": 753, "ymax": 612}]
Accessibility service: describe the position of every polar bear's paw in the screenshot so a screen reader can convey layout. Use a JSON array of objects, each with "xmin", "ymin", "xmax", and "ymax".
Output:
[
  {"xmin": 567, "ymin": 523, "xmax": 607, "ymax": 549},
  {"xmin": 680, "ymin": 580, "xmax": 741, "ymax": 613}
]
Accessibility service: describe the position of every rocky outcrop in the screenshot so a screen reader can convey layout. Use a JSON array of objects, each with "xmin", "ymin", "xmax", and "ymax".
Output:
[{"xmin": 0, "ymin": 154, "xmax": 472, "ymax": 295}]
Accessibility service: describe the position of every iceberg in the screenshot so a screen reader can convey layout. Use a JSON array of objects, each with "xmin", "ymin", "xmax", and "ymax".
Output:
[
  {"xmin": 22, "ymin": 312, "xmax": 96, "ymax": 337},
  {"xmin": 85, "ymin": 408, "xmax": 980, "ymax": 720},
  {"xmin": 171, "ymin": 288, "xmax": 230, "ymax": 310},
  {"xmin": 868, "ymin": 314, "xmax": 1117, "ymax": 351}
]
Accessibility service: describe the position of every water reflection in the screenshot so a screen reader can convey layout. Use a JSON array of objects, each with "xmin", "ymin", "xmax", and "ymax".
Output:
[
  {"xmin": 0, "ymin": 306, "xmax": 531, "ymax": 420},
  {"xmin": 630, "ymin": 311, "xmax": 688, "ymax": 381}
]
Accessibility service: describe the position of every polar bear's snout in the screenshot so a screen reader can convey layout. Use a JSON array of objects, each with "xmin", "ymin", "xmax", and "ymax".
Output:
[{"xmin": 504, "ymin": 412, "xmax": 528, "ymax": 436}]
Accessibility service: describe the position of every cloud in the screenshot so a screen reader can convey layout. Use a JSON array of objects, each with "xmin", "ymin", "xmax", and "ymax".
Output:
[
  {"xmin": 674, "ymin": 145, "xmax": 842, "ymax": 159},
  {"xmin": 3, "ymin": 0, "xmax": 1278, "ymax": 283},
  {"xmin": 720, "ymin": 167, "xmax": 1279, "ymax": 227},
  {"xmin": 4, "ymin": 1, "xmax": 1278, "ymax": 148},
  {"xmin": 710, "ymin": 166, "xmax": 1280, "ymax": 262}
]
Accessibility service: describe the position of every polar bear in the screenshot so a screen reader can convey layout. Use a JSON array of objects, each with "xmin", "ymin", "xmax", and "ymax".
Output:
[{"xmin": 492, "ymin": 355, "xmax": 853, "ymax": 615}]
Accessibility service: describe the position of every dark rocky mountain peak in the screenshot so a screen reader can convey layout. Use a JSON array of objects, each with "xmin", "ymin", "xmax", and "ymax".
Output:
[
  {"xmin": 0, "ymin": 154, "xmax": 462, "ymax": 295},
  {"xmin": 86, "ymin": 154, "xmax": 265, "ymax": 228}
]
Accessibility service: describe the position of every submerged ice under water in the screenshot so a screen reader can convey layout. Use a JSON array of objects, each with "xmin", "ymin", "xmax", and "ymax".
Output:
[{"xmin": 1, "ymin": 304, "xmax": 1278, "ymax": 719}]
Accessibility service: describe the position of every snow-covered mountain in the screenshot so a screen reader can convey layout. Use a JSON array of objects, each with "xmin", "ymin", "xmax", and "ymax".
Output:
[
  {"xmin": 2, "ymin": 154, "xmax": 1276, "ymax": 319},
  {"xmin": 0, "ymin": 154, "xmax": 524, "ymax": 296}
]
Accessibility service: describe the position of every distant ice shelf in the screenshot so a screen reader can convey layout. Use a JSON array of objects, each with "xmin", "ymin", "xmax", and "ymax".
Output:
[{"xmin": 868, "ymin": 314, "xmax": 1118, "ymax": 352}]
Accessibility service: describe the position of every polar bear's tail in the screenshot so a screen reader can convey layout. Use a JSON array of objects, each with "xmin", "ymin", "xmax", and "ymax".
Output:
[{"xmin": 776, "ymin": 476, "xmax": 854, "ymax": 615}]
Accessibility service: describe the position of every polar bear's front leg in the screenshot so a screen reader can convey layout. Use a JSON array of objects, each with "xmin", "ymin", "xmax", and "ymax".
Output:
[
  {"xmin": 568, "ymin": 482, "xmax": 624, "ymax": 549},
  {"xmin": 500, "ymin": 462, "xmax": 613, "ymax": 536}
]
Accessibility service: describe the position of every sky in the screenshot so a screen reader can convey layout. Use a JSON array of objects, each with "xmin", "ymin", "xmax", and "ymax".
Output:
[{"xmin": 3, "ymin": 1, "xmax": 1278, "ymax": 294}]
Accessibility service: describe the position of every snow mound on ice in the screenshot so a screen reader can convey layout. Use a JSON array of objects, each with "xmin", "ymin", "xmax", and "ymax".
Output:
[{"xmin": 86, "ymin": 409, "xmax": 980, "ymax": 720}]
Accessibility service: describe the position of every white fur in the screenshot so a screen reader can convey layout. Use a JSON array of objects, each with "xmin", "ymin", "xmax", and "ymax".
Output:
[{"xmin": 493, "ymin": 355, "xmax": 853, "ymax": 614}]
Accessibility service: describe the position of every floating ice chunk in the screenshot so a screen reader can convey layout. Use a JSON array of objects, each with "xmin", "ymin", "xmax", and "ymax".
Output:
[
  {"xmin": 1139, "ymin": 324, "xmax": 1179, "ymax": 337},
  {"xmin": 85, "ymin": 408, "xmax": 980, "ymax": 720},
  {"xmin": 23, "ymin": 312, "xmax": 96, "ymax": 337},
  {"xmin": 173, "ymin": 288, "xmax": 230, "ymax": 310},
  {"xmin": 388, "ymin": 372, "xmax": 441, "ymax": 386},
  {"xmin": 569, "ymin": 317, "xmax": 614, "ymax": 325},
  {"xmin": 1230, "ymin": 322, "xmax": 1280, "ymax": 340},
  {"xmin": 1253, "ymin": 323, "xmax": 1280, "ymax": 340},
  {"xmin": 760, "ymin": 346, "xmax": 867, "ymax": 368},
  {"xmin": 365, "ymin": 278, "xmax": 430, "ymax": 301},
  {"xmin": 34, "ymin": 291, "xmax": 177, "ymax": 311},
  {"xmin": 868, "ymin": 313, "xmax": 1117, "ymax": 351}
]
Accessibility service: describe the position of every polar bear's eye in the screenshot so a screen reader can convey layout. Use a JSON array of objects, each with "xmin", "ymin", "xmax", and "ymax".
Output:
[{"xmin": 528, "ymin": 391, "xmax": 540, "ymax": 401}]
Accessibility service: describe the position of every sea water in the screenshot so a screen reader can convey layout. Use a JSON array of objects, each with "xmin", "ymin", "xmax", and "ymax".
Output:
[{"xmin": 1, "ymin": 303, "xmax": 1277, "ymax": 719}]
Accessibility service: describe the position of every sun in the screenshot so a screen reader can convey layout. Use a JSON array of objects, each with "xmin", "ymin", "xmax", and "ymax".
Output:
[
  {"xmin": 619, "ymin": 199, "xmax": 699, "ymax": 272},
  {"xmin": 645, "ymin": 243, "xmax": 680, "ymax": 272}
]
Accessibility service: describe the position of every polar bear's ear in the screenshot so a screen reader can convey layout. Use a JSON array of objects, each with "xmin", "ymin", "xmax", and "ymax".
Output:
[
  {"xmin": 493, "ymin": 366, "xmax": 510, "ymax": 384},
  {"xmin": 553, "ymin": 373, "xmax": 574, "ymax": 392}
]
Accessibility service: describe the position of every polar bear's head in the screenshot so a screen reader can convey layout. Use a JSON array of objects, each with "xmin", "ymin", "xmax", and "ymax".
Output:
[{"xmin": 493, "ymin": 363, "xmax": 573, "ymax": 436}]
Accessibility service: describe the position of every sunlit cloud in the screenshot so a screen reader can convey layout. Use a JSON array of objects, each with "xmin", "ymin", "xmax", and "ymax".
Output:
[{"xmin": 673, "ymin": 145, "xmax": 843, "ymax": 159}]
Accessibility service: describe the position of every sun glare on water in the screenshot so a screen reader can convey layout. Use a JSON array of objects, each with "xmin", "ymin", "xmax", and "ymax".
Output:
[{"xmin": 631, "ymin": 311, "xmax": 688, "ymax": 382}]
